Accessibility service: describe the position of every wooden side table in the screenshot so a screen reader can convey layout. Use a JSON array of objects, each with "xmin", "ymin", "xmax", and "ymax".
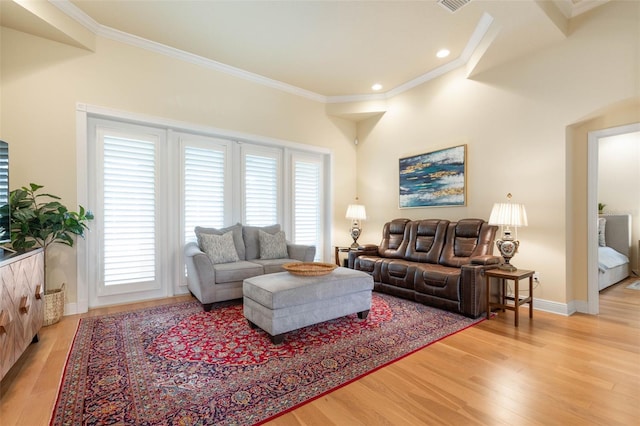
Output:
[
  {"xmin": 485, "ymin": 268, "xmax": 534, "ymax": 327},
  {"xmin": 334, "ymin": 246, "xmax": 355, "ymax": 267}
]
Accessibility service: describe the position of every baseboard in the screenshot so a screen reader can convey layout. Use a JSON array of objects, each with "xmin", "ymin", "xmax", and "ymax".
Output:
[
  {"xmin": 64, "ymin": 302, "xmax": 80, "ymax": 316},
  {"xmin": 533, "ymin": 298, "xmax": 574, "ymax": 316}
]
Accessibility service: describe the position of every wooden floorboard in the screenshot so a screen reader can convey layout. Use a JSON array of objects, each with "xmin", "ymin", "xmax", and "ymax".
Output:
[{"xmin": 1, "ymin": 280, "xmax": 638, "ymax": 425}]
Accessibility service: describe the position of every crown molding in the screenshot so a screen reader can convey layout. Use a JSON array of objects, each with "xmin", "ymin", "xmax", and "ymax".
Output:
[{"xmin": 50, "ymin": 0, "xmax": 494, "ymax": 105}]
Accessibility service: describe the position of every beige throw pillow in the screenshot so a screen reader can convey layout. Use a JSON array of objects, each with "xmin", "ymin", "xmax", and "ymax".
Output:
[
  {"xmin": 259, "ymin": 230, "xmax": 289, "ymax": 260},
  {"xmin": 200, "ymin": 231, "xmax": 240, "ymax": 264}
]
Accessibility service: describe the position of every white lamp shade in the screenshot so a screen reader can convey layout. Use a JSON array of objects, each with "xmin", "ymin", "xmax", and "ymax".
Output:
[
  {"xmin": 346, "ymin": 204, "xmax": 367, "ymax": 220},
  {"xmin": 489, "ymin": 203, "xmax": 528, "ymax": 227}
]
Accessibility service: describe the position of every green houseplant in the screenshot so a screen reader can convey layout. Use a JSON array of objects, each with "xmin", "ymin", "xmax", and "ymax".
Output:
[{"xmin": 10, "ymin": 183, "xmax": 94, "ymax": 325}]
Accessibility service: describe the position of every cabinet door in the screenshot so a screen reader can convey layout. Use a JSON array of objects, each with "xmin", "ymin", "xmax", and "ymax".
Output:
[{"xmin": 0, "ymin": 262, "xmax": 17, "ymax": 378}]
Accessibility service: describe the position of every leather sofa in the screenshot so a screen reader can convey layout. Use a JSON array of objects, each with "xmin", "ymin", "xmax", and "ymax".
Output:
[
  {"xmin": 349, "ymin": 218, "xmax": 499, "ymax": 318},
  {"xmin": 185, "ymin": 223, "xmax": 316, "ymax": 311}
]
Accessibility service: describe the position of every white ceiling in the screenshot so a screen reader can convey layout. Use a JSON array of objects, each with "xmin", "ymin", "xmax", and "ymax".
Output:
[{"xmin": 1, "ymin": 0, "xmax": 610, "ymax": 101}]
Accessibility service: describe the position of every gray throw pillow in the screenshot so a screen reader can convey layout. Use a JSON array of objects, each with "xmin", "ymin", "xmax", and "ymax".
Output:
[
  {"xmin": 243, "ymin": 224, "xmax": 281, "ymax": 260},
  {"xmin": 195, "ymin": 223, "xmax": 245, "ymax": 260},
  {"xmin": 200, "ymin": 231, "xmax": 240, "ymax": 264},
  {"xmin": 259, "ymin": 230, "xmax": 289, "ymax": 260}
]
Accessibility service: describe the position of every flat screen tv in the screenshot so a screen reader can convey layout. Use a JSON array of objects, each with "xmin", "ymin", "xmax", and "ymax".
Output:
[{"xmin": 0, "ymin": 140, "xmax": 9, "ymax": 244}]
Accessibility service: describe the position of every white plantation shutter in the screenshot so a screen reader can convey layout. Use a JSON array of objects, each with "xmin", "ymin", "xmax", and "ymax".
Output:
[
  {"xmin": 103, "ymin": 136, "xmax": 156, "ymax": 286},
  {"xmin": 244, "ymin": 151, "xmax": 279, "ymax": 226},
  {"xmin": 293, "ymin": 158, "xmax": 321, "ymax": 250},
  {"xmin": 183, "ymin": 145, "xmax": 226, "ymax": 242}
]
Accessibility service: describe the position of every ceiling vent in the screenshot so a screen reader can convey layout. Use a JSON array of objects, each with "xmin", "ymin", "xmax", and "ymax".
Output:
[{"xmin": 438, "ymin": 0, "xmax": 472, "ymax": 13}]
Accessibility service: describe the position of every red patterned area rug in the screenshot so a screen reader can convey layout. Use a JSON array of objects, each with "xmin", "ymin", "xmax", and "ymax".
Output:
[{"xmin": 51, "ymin": 293, "xmax": 482, "ymax": 425}]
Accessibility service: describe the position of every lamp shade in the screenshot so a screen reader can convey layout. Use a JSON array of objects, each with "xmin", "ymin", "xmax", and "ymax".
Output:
[
  {"xmin": 346, "ymin": 204, "xmax": 367, "ymax": 220},
  {"xmin": 488, "ymin": 203, "xmax": 528, "ymax": 227}
]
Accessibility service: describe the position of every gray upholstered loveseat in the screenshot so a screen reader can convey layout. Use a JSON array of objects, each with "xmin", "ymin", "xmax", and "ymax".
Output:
[{"xmin": 185, "ymin": 223, "xmax": 316, "ymax": 310}]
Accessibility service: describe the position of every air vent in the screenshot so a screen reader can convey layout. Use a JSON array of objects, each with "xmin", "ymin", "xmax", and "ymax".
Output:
[{"xmin": 438, "ymin": 0, "xmax": 471, "ymax": 13}]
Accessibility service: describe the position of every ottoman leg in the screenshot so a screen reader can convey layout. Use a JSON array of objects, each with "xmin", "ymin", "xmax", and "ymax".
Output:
[
  {"xmin": 357, "ymin": 309, "xmax": 370, "ymax": 320},
  {"xmin": 271, "ymin": 333, "xmax": 285, "ymax": 345}
]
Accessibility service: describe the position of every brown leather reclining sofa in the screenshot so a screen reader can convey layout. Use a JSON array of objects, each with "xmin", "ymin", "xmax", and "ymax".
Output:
[{"xmin": 349, "ymin": 218, "xmax": 500, "ymax": 318}]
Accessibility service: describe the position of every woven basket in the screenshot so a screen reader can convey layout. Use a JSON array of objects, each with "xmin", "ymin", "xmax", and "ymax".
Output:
[
  {"xmin": 43, "ymin": 283, "xmax": 65, "ymax": 326},
  {"xmin": 282, "ymin": 262, "xmax": 337, "ymax": 276}
]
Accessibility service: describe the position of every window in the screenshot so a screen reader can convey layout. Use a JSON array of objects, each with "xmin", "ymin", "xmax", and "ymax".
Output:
[
  {"xmin": 84, "ymin": 111, "xmax": 330, "ymax": 308},
  {"xmin": 242, "ymin": 146, "xmax": 281, "ymax": 226},
  {"xmin": 181, "ymin": 136, "xmax": 231, "ymax": 242},
  {"xmin": 292, "ymin": 155, "xmax": 322, "ymax": 257},
  {"xmin": 88, "ymin": 119, "xmax": 167, "ymax": 307}
]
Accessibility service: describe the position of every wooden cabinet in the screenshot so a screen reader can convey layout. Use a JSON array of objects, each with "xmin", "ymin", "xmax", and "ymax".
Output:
[{"xmin": 0, "ymin": 249, "xmax": 44, "ymax": 380}]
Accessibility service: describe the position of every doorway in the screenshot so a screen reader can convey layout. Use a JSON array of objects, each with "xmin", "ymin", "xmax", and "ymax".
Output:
[{"xmin": 587, "ymin": 123, "xmax": 640, "ymax": 314}]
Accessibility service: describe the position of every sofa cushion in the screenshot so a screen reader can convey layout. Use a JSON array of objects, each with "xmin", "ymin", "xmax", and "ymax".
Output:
[
  {"xmin": 213, "ymin": 261, "xmax": 264, "ymax": 284},
  {"xmin": 199, "ymin": 231, "xmax": 240, "ymax": 264},
  {"xmin": 259, "ymin": 230, "xmax": 289, "ymax": 259},
  {"xmin": 405, "ymin": 219, "xmax": 449, "ymax": 263},
  {"xmin": 413, "ymin": 264, "xmax": 461, "ymax": 302},
  {"xmin": 379, "ymin": 218, "xmax": 411, "ymax": 258},
  {"xmin": 195, "ymin": 223, "xmax": 245, "ymax": 260},
  {"xmin": 243, "ymin": 224, "xmax": 281, "ymax": 260},
  {"xmin": 251, "ymin": 258, "xmax": 301, "ymax": 274},
  {"xmin": 439, "ymin": 219, "xmax": 492, "ymax": 267}
]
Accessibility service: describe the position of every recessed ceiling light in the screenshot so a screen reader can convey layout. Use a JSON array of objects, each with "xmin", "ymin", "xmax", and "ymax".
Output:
[
  {"xmin": 371, "ymin": 83, "xmax": 383, "ymax": 91},
  {"xmin": 436, "ymin": 49, "xmax": 450, "ymax": 58}
]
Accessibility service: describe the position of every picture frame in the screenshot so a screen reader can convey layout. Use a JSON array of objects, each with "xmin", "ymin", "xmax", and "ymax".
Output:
[{"xmin": 399, "ymin": 144, "xmax": 467, "ymax": 208}]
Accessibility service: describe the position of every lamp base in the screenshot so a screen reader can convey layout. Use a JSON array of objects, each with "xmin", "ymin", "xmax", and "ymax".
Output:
[
  {"xmin": 350, "ymin": 225, "xmax": 361, "ymax": 249},
  {"xmin": 498, "ymin": 262, "xmax": 517, "ymax": 272}
]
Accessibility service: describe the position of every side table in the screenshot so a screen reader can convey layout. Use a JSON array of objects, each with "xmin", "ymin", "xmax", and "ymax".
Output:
[
  {"xmin": 485, "ymin": 268, "xmax": 534, "ymax": 327},
  {"xmin": 334, "ymin": 246, "xmax": 356, "ymax": 267}
]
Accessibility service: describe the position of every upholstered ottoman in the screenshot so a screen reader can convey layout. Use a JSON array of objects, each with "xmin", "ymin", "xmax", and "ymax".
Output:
[{"xmin": 243, "ymin": 267, "xmax": 374, "ymax": 344}]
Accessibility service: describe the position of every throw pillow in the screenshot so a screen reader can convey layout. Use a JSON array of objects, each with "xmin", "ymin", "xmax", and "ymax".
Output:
[
  {"xmin": 259, "ymin": 230, "xmax": 289, "ymax": 260},
  {"xmin": 243, "ymin": 224, "xmax": 281, "ymax": 260},
  {"xmin": 199, "ymin": 231, "xmax": 240, "ymax": 264},
  {"xmin": 195, "ymin": 223, "xmax": 245, "ymax": 260},
  {"xmin": 598, "ymin": 218, "xmax": 606, "ymax": 247}
]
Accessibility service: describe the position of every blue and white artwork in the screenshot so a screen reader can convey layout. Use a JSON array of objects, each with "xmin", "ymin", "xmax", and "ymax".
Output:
[{"xmin": 399, "ymin": 145, "xmax": 466, "ymax": 208}]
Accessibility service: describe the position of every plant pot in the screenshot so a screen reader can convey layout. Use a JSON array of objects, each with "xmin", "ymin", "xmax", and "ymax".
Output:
[{"xmin": 43, "ymin": 283, "xmax": 65, "ymax": 326}]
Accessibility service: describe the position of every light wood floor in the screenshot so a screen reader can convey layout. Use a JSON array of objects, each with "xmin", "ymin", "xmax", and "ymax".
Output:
[{"xmin": 1, "ymin": 279, "xmax": 639, "ymax": 425}]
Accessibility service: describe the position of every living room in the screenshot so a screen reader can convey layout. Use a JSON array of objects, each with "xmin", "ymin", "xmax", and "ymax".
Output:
[{"xmin": 1, "ymin": 0, "xmax": 639, "ymax": 424}]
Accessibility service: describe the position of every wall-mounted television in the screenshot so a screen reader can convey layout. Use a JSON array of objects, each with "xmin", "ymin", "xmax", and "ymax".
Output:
[{"xmin": 0, "ymin": 140, "xmax": 9, "ymax": 244}]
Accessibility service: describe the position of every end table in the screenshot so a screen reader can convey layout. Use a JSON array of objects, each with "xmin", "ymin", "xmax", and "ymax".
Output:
[{"xmin": 485, "ymin": 268, "xmax": 534, "ymax": 327}]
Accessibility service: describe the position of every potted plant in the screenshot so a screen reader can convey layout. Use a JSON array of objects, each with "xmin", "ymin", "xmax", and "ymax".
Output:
[
  {"xmin": 598, "ymin": 203, "xmax": 606, "ymax": 214},
  {"xmin": 9, "ymin": 183, "xmax": 94, "ymax": 325}
]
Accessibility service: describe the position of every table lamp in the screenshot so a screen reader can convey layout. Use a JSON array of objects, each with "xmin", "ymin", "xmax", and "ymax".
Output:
[
  {"xmin": 488, "ymin": 193, "xmax": 528, "ymax": 271},
  {"xmin": 346, "ymin": 203, "xmax": 367, "ymax": 248}
]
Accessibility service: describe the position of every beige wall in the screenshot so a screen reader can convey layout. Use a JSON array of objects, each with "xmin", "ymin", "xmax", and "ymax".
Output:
[
  {"xmin": 0, "ymin": 27, "xmax": 357, "ymax": 304},
  {"xmin": 355, "ymin": 0, "xmax": 639, "ymax": 309}
]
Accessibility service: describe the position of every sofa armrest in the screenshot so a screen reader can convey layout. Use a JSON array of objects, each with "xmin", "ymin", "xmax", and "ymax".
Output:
[
  {"xmin": 459, "ymin": 263, "xmax": 500, "ymax": 318},
  {"xmin": 470, "ymin": 255, "xmax": 501, "ymax": 266},
  {"xmin": 184, "ymin": 242, "xmax": 216, "ymax": 301},
  {"xmin": 348, "ymin": 245, "xmax": 379, "ymax": 268},
  {"xmin": 287, "ymin": 243, "xmax": 316, "ymax": 262}
]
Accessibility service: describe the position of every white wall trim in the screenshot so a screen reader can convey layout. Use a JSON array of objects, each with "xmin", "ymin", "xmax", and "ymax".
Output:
[
  {"xmin": 534, "ymin": 297, "xmax": 574, "ymax": 316},
  {"xmin": 52, "ymin": 1, "xmax": 494, "ymax": 105},
  {"xmin": 76, "ymin": 103, "xmax": 331, "ymax": 155}
]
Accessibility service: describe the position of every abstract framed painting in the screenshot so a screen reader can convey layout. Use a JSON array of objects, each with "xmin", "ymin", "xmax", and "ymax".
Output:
[{"xmin": 399, "ymin": 144, "xmax": 467, "ymax": 208}]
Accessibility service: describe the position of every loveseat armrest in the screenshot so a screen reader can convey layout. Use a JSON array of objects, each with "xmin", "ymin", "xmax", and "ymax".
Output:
[
  {"xmin": 287, "ymin": 243, "xmax": 316, "ymax": 262},
  {"xmin": 348, "ymin": 244, "xmax": 379, "ymax": 268},
  {"xmin": 470, "ymin": 255, "xmax": 501, "ymax": 266},
  {"xmin": 184, "ymin": 242, "xmax": 216, "ymax": 301},
  {"xmin": 459, "ymin": 262, "xmax": 500, "ymax": 318}
]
